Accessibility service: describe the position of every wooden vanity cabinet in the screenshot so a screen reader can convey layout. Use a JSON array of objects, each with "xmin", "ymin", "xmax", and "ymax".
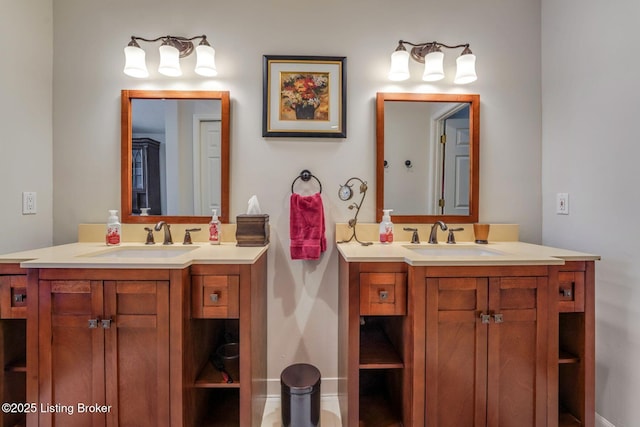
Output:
[
  {"xmin": 184, "ymin": 258, "xmax": 267, "ymax": 427},
  {"xmin": 30, "ymin": 268, "xmax": 172, "ymax": 427},
  {"xmin": 549, "ymin": 261, "xmax": 595, "ymax": 427},
  {"xmin": 416, "ymin": 265, "xmax": 549, "ymax": 427},
  {"xmin": 338, "ymin": 258, "xmax": 410, "ymax": 426},
  {"xmin": 0, "ymin": 264, "xmax": 28, "ymax": 427},
  {"xmin": 339, "ymin": 254, "xmax": 596, "ymax": 427},
  {"xmin": 24, "ymin": 253, "xmax": 267, "ymax": 427}
]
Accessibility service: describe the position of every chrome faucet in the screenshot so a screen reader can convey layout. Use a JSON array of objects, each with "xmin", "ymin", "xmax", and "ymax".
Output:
[
  {"xmin": 428, "ymin": 221, "xmax": 448, "ymax": 244},
  {"xmin": 154, "ymin": 221, "xmax": 173, "ymax": 245}
]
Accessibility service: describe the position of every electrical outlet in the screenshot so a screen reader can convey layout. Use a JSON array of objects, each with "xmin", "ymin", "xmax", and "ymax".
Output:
[
  {"xmin": 556, "ymin": 193, "xmax": 569, "ymax": 215},
  {"xmin": 22, "ymin": 192, "xmax": 37, "ymax": 214}
]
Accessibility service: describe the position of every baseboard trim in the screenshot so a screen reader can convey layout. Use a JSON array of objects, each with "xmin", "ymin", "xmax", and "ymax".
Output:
[{"xmin": 596, "ymin": 412, "xmax": 615, "ymax": 427}]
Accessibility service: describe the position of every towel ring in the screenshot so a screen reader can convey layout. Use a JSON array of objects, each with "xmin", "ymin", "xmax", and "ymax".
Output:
[{"xmin": 291, "ymin": 169, "xmax": 323, "ymax": 194}]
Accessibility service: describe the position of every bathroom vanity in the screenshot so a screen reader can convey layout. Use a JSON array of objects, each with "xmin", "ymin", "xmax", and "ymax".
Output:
[
  {"xmin": 0, "ymin": 263, "xmax": 27, "ymax": 427},
  {"xmin": 0, "ymin": 241, "xmax": 267, "ymax": 427},
  {"xmin": 337, "ymin": 233, "xmax": 597, "ymax": 427}
]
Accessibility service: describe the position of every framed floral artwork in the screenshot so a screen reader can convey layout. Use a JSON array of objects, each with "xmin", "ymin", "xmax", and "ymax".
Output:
[{"xmin": 262, "ymin": 55, "xmax": 346, "ymax": 138}]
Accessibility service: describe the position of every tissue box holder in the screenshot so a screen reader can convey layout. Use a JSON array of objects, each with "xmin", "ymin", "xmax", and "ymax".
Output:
[{"xmin": 235, "ymin": 214, "xmax": 269, "ymax": 246}]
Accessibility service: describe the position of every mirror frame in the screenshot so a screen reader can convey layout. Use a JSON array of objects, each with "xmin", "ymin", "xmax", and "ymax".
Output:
[
  {"xmin": 376, "ymin": 92, "xmax": 480, "ymax": 223},
  {"xmin": 121, "ymin": 89, "xmax": 230, "ymax": 224}
]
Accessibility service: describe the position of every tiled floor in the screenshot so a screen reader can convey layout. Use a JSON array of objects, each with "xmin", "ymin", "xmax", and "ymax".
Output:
[{"xmin": 261, "ymin": 396, "xmax": 342, "ymax": 427}]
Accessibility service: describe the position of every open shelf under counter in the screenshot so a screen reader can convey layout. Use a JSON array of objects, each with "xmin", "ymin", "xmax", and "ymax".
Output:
[
  {"xmin": 194, "ymin": 361, "xmax": 240, "ymax": 389},
  {"xmin": 559, "ymin": 349, "xmax": 580, "ymax": 364},
  {"xmin": 4, "ymin": 358, "xmax": 26, "ymax": 372},
  {"xmin": 359, "ymin": 393, "xmax": 403, "ymax": 427},
  {"xmin": 359, "ymin": 368, "xmax": 405, "ymax": 427},
  {"xmin": 195, "ymin": 389, "xmax": 240, "ymax": 426},
  {"xmin": 359, "ymin": 323, "xmax": 403, "ymax": 369}
]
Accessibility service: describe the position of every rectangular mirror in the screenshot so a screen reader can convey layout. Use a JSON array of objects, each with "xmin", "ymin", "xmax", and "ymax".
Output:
[
  {"xmin": 376, "ymin": 93, "xmax": 479, "ymax": 223},
  {"xmin": 121, "ymin": 90, "xmax": 230, "ymax": 223}
]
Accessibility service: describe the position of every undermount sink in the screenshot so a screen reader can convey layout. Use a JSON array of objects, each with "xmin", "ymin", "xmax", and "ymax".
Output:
[
  {"xmin": 83, "ymin": 246, "xmax": 197, "ymax": 259},
  {"xmin": 403, "ymin": 244, "xmax": 504, "ymax": 257}
]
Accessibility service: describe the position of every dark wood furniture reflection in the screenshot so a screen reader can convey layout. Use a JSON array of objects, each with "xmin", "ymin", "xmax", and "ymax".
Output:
[
  {"xmin": 132, "ymin": 138, "xmax": 161, "ymax": 215},
  {"xmin": 0, "ymin": 264, "xmax": 27, "ymax": 427}
]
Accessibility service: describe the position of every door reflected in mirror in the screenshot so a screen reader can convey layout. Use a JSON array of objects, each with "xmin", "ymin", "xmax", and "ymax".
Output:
[
  {"xmin": 121, "ymin": 90, "xmax": 230, "ymax": 224},
  {"xmin": 376, "ymin": 93, "xmax": 479, "ymax": 223}
]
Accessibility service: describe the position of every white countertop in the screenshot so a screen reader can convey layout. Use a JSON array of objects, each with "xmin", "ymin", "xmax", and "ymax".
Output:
[
  {"xmin": 0, "ymin": 242, "xmax": 268, "ymax": 269},
  {"xmin": 336, "ymin": 241, "xmax": 600, "ymax": 266}
]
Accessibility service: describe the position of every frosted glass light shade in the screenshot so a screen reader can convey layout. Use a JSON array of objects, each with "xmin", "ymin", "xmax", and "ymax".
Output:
[
  {"xmin": 158, "ymin": 45, "xmax": 182, "ymax": 77},
  {"xmin": 388, "ymin": 49, "xmax": 410, "ymax": 81},
  {"xmin": 123, "ymin": 45, "xmax": 149, "ymax": 78},
  {"xmin": 195, "ymin": 44, "xmax": 217, "ymax": 77},
  {"xmin": 454, "ymin": 53, "xmax": 477, "ymax": 84},
  {"xmin": 422, "ymin": 51, "xmax": 445, "ymax": 82}
]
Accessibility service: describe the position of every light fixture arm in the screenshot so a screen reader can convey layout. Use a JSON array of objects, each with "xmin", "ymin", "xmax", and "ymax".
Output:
[
  {"xmin": 396, "ymin": 39, "xmax": 472, "ymax": 64},
  {"xmin": 129, "ymin": 35, "xmax": 209, "ymax": 58}
]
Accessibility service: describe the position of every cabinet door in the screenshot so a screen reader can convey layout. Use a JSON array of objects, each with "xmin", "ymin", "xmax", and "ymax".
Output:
[
  {"xmin": 487, "ymin": 277, "xmax": 547, "ymax": 427},
  {"xmin": 425, "ymin": 276, "xmax": 547, "ymax": 427},
  {"xmin": 39, "ymin": 280, "xmax": 106, "ymax": 427},
  {"xmin": 104, "ymin": 280, "xmax": 170, "ymax": 427},
  {"xmin": 425, "ymin": 277, "xmax": 489, "ymax": 427}
]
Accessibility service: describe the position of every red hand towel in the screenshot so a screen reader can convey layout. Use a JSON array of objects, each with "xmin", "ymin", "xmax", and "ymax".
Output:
[{"xmin": 290, "ymin": 192, "xmax": 327, "ymax": 260}]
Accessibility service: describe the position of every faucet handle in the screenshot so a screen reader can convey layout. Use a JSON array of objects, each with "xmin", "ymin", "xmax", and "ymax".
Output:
[
  {"xmin": 144, "ymin": 227, "xmax": 155, "ymax": 245},
  {"xmin": 183, "ymin": 228, "xmax": 201, "ymax": 245},
  {"xmin": 403, "ymin": 227, "xmax": 420, "ymax": 244},
  {"xmin": 447, "ymin": 228, "xmax": 464, "ymax": 244}
]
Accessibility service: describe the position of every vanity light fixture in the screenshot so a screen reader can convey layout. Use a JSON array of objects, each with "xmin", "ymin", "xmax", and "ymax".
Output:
[
  {"xmin": 388, "ymin": 40, "xmax": 477, "ymax": 84},
  {"xmin": 123, "ymin": 35, "xmax": 217, "ymax": 78}
]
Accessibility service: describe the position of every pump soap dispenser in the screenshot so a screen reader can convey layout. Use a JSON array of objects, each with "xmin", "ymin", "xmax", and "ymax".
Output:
[
  {"xmin": 106, "ymin": 210, "xmax": 121, "ymax": 246},
  {"xmin": 209, "ymin": 209, "xmax": 221, "ymax": 245},
  {"xmin": 379, "ymin": 209, "xmax": 394, "ymax": 243}
]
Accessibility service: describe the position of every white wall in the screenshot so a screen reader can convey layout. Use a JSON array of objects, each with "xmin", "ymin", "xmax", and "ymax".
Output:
[
  {"xmin": 47, "ymin": 0, "xmax": 542, "ymax": 394},
  {"xmin": 384, "ymin": 102, "xmax": 432, "ymax": 214},
  {"xmin": 542, "ymin": 0, "xmax": 640, "ymax": 425},
  {"xmin": 0, "ymin": 0, "xmax": 53, "ymax": 253}
]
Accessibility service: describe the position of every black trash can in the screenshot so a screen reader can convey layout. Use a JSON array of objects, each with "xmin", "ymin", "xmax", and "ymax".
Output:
[{"xmin": 281, "ymin": 363, "xmax": 321, "ymax": 427}]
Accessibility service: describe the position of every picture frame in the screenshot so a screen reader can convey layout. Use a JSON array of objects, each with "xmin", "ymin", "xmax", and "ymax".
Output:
[{"xmin": 262, "ymin": 55, "xmax": 347, "ymax": 138}]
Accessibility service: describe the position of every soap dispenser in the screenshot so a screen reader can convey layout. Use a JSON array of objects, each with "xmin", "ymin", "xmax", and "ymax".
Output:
[
  {"xmin": 209, "ymin": 209, "xmax": 221, "ymax": 245},
  {"xmin": 106, "ymin": 210, "xmax": 121, "ymax": 246},
  {"xmin": 379, "ymin": 209, "xmax": 394, "ymax": 243}
]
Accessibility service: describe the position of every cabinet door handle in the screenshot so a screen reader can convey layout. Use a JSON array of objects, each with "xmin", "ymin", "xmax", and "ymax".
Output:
[
  {"xmin": 493, "ymin": 313, "xmax": 504, "ymax": 324},
  {"xmin": 210, "ymin": 292, "xmax": 220, "ymax": 303},
  {"xmin": 560, "ymin": 288, "xmax": 572, "ymax": 297},
  {"xmin": 379, "ymin": 290, "xmax": 389, "ymax": 301},
  {"xmin": 88, "ymin": 318, "xmax": 99, "ymax": 329},
  {"xmin": 101, "ymin": 318, "xmax": 112, "ymax": 329},
  {"xmin": 13, "ymin": 293, "xmax": 26, "ymax": 303},
  {"xmin": 479, "ymin": 313, "xmax": 491, "ymax": 324}
]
